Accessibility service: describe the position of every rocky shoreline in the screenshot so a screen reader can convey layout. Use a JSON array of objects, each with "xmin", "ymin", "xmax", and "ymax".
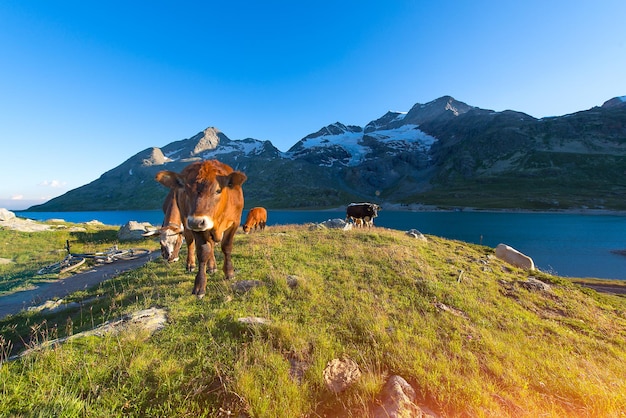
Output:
[{"xmin": 0, "ymin": 208, "xmax": 99, "ymax": 233}]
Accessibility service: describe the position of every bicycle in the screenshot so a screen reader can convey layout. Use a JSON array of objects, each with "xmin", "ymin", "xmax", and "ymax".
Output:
[{"xmin": 37, "ymin": 240, "xmax": 150, "ymax": 275}]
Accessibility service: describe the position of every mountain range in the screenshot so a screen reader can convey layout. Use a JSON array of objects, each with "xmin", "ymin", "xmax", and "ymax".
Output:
[{"xmin": 29, "ymin": 95, "xmax": 626, "ymax": 212}]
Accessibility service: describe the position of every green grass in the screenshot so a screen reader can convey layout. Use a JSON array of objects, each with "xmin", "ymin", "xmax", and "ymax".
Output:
[
  {"xmin": 0, "ymin": 223, "xmax": 159, "ymax": 296},
  {"xmin": 1, "ymin": 224, "xmax": 626, "ymax": 417}
]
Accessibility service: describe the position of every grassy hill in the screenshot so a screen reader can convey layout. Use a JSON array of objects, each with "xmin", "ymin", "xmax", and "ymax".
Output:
[{"xmin": 1, "ymin": 224, "xmax": 626, "ymax": 417}]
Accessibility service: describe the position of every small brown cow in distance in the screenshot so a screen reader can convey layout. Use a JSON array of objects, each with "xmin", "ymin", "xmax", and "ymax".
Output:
[
  {"xmin": 154, "ymin": 159, "xmax": 247, "ymax": 298},
  {"xmin": 242, "ymin": 207, "xmax": 267, "ymax": 234}
]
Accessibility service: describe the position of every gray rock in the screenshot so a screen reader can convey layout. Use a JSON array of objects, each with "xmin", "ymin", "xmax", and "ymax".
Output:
[
  {"xmin": 117, "ymin": 221, "xmax": 153, "ymax": 241},
  {"xmin": 519, "ymin": 277, "xmax": 551, "ymax": 292},
  {"xmin": 495, "ymin": 243, "xmax": 535, "ymax": 270},
  {"xmin": 319, "ymin": 218, "xmax": 352, "ymax": 230},
  {"xmin": 406, "ymin": 229, "xmax": 427, "ymax": 241},
  {"xmin": 0, "ymin": 208, "xmax": 16, "ymax": 221},
  {"xmin": 232, "ymin": 280, "xmax": 265, "ymax": 293},
  {"xmin": 323, "ymin": 357, "xmax": 361, "ymax": 393},
  {"xmin": 286, "ymin": 275, "xmax": 305, "ymax": 288},
  {"xmin": 372, "ymin": 375, "xmax": 432, "ymax": 418},
  {"xmin": 0, "ymin": 216, "xmax": 51, "ymax": 232},
  {"xmin": 14, "ymin": 308, "xmax": 167, "ymax": 360},
  {"xmin": 237, "ymin": 317, "xmax": 271, "ymax": 325},
  {"xmin": 27, "ymin": 298, "xmax": 80, "ymax": 314}
]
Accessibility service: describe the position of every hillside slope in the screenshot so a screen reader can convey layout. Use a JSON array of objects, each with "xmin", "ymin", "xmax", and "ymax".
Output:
[{"xmin": 1, "ymin": 225, "xmax": 625, "ymax": 417}]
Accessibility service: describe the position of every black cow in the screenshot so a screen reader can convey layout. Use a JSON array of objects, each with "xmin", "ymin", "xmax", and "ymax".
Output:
[{"xmin": 346, "ymin": 203, "xmax": 381, "ymax": 228}]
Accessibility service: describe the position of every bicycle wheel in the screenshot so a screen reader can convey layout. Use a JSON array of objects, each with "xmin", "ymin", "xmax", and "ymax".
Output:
[
  {"xmin": 110, "ymin": 248, "xmax": 151, "ymax": 261},
  {"xmin": 59, "ymin": 256, "xmax": 86, "ymax": 273},
  {"xmin": 37, "ymin": 256, "xmax": 85, "ymax": 275},
  {"xmin": 37, "ymin": 261, "xmax": 64, "ymax": 275}
]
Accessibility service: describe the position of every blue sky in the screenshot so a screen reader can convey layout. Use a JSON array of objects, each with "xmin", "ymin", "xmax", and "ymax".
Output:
[{"xmin": 1, "ymin": 1, "xmax": 625, "ymax": 210}]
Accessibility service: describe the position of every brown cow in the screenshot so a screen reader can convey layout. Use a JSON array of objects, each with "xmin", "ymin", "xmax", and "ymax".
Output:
[
  {"xmin": 242, "ymin": 207, "xmax": 267, "ymax": 234},
  {"xmin": 158, "ymin": 160, "xmax": 246, "ymax": 298},
  {"xmin": 144, "ymin": 173, "xmax": 196, "ymax": 272}
]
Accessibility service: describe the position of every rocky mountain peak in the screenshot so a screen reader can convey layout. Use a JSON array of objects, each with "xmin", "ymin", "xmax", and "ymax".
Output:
[
  {"xmin": 303, "ymin": 122, "xmax": 363, "ymax": 140},
  {"xmin": 192, "ymin": 127, "xmax": 222, "ymax": 156},
  {"xmin": 156, "ymin": 127, "xmax": 233, "ymax": 162},
  {"xmin": 141, "ymin": 147, "xmax": 168, "ymax": 166},
  {"xmin": 404, "ymin": 96, "xmax": 474, "ymax": 125},
  {"xmin": 602, "ymin": 96, "xmax": 626, "ymax": 109},
  {"xmin": 364, "ymin": 111, "xmax": 407, "ymax": 134}
]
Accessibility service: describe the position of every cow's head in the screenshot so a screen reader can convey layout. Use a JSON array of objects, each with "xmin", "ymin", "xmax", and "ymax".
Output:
[
  {"xmin": 181, "ymin": 160, "xmax": 247, "ymax": 242},
  {"xmin": 143, "ymin": 223, "xmax": 184, "ymax": 262},
  {"xmin": 371, "ymin": 204, "xmax": 381, "ymax": 217}
]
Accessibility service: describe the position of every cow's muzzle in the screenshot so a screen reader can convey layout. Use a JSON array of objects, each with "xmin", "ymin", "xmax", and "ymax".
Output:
[{"xmin": 187, "ymin": 215, "xmax": 214, "ymax": 232}]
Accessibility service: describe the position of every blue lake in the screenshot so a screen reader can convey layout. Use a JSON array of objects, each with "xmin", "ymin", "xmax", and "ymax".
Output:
[{"xmin": 16, "ymin": 209, "xmax": 626, "ymax": 281}]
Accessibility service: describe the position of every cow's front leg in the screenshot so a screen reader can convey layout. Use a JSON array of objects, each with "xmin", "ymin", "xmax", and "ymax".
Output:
[
  {"xmin": 207, "ymin": 239, "xmax": 217, "ymax": 274},
  {"xmin": 192, "ymin": 232, "xmax": 215, "ymax": 298},
  {"xmin": 220, "ymin": 227, "xmax": 237, "ymax": 279},
  {"xmin": 183, "ymin": 230, "xmax": 196, "ymax": 273}
]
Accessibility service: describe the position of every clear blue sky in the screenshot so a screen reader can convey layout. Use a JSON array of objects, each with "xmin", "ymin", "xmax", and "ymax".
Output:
[{"xmin": 1, "ymin": 1, "xmax": 625, "ymax": 210}]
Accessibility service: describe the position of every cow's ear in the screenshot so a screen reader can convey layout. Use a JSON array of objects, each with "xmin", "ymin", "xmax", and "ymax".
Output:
[
  {"xmin": 156, "ymin": 171, "xmax": 184, "ymax": 188},
  {"xmin": 230, "ymin": 171, "xmax": 247, "ymax": 187},
  {"xmin": 219, "ymin": 171, "xmax": 247, "ymax": 188}
]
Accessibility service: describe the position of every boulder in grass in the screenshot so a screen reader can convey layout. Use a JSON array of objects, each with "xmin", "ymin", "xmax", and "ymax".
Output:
[
  {"xmin": 495, "ymin": 243, "xmax": 535, "ymax": 270},
  {"xmin": 406, "ymin": 229, "xmax": 427, "ymax": 241},
  {"xmin": 0, "ymin": 208, "xmax": 16, "ymax": 221},
  {"xmin": 319, "ymin": 218, "xmax": 352, "ymax": 230},
  {"xmin": 118, "ymin": 221, "xmax": 154, "ymax": 241},
  {"xmin": 323, "ymin": 357, "xmax": 361, "ymax": 393},
  {"xmin": 372, "ymin": 375, "xmax": 436, "ymax": 418}
]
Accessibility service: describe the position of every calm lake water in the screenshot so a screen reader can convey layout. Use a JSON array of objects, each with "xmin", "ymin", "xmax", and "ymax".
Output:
[{"xmin": 16, "ymin": 209, "xmax": 626, "ymax": 281}]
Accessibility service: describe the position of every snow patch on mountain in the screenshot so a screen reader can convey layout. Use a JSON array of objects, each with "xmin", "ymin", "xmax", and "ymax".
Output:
[
  {"xmin": 198, "ymin": 139, "xmax": 267, "ymax": 159},
  {"xmin": 293, "ymin": 129, "xmax": 366, "ymax": 165},
  {"xmin": 164, "ymin": 148, "xmax": 184, "ymax": 159},
  {"xmin": 157, "ymin": 135, "xmax": 273, "ymax": 163},
  {"xmin": 368, "ymin": 124, "xmax": 437, "ymax": 150},
  {"xmin": 287, "ymin": 121, "xmax": 438, "ymax": 167}
]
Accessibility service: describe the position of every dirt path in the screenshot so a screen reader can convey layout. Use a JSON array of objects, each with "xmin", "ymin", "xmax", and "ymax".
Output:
[
  {"xmin": 0, "ymin": 251, "xmax": 158, "ymax": 319},
  {"xmin": 578, "ymin": 282, "xmax": 626, "ymax": 295}
]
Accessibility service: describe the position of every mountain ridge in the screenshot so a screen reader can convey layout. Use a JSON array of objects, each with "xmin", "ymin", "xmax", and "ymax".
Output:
[{"xmin": 28, "ymin": 95, "xmax": 626, "ymax": 211}]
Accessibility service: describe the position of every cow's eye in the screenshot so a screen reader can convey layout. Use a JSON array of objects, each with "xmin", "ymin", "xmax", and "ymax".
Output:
[{"xmin": 215, "ymin": 188, "xmax": 222, "ymax": 195}]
